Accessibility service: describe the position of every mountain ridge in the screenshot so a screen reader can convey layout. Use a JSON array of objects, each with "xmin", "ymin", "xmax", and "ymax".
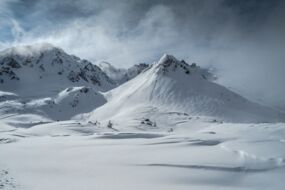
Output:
[
  {"xmin": 0, "ymin": 43, "xmax": 115, "ymax": 97},
  {"xmin": 0, "ymin": 44, "xmax": 284, "ymax": 127},
  {"xmin": 98, "ymin": 61, "xmax": 149, "ymax": 85},
  {"xmin": 87, "ymin": 54, "xmax": 285, "ymax": 127}
]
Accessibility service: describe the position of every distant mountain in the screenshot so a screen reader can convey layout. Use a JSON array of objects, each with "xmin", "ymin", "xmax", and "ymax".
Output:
[
  {"xmin": 0, "ymin": 43, "xmax": 116, "ymax": 123},
  {"xmin": 98, "ymin": 62, "xmax": 148, "ymax": 84},
  {"xmin": 88, "ymin": 54, "xmax": 285, "ymax": 127},
  {"xmin": 0, "ymin": 43, "xmax": 115, "ymax": 97}
]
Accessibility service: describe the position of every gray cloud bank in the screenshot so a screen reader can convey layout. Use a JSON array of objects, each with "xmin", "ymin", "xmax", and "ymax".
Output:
[{"xmin": 0, "ymin": 0, "xmax": 285, "ymax": 110}]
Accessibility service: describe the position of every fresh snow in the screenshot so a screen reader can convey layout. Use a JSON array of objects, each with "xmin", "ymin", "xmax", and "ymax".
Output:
[
  {"xmin": 1, "ymin": 122, "xmax": 285, "ymax": 190},
  {"xmin": 0, "ymin": 44, "xmax": 114, "ymax": 123},
  {"xmin": 0, "ymin": 43, "xmax": 115, "ymax": 97},
  {"xmin": 88, "ymin": 54, "xmax": 285, "ymax": 128},
  {"xmin": 1, "ymin": 45, "xmax": 285, "ymax": 190}
]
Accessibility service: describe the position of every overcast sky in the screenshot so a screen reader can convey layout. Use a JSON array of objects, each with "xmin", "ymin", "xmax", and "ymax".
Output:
[{"xmin": 0, "ymin": 0, "xmax": 285, "ymax": 110}]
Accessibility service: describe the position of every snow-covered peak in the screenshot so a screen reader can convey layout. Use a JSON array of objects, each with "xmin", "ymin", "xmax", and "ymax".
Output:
[
  {"xmin": 98, "ymin": 61, "xmax": 127, "ymax": 83},
  {"xmin": 0, "ymin": 43, "xmax": 81, "ymax": 67},
  {"xmin": 155, "ymin": 54, "xmax": 191, "ymax": 72},
  {"xmin": 0, "ymin": 43, "xmax": 115, "ymax": 96},
  {"xmin": 98, "ymin": 61, "xmax": 149, "ymax": 85},
  {"xmin": 0, "ymin": 43, "xmax": 63, "ymax": 57},
  {"xmin": 89, "ymin": 54, "xmax": 285, "ymax": 124},
  {"xmin": 157, "ymin": 54, "xmax": 178, "ymax": 64},
  {"xmin": 154, "ymin": 54, "xmax": 215, "ymax": 81},
  {"xmin": 98, "ymin": 62, "xmax": 118, "ymax": 72}
]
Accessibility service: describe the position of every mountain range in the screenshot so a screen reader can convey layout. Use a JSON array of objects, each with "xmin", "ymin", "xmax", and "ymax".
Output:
[
  {"xmin": 1, "ymin": 43, "xmax": 285, "ymax": 190},
  {"xmin": 0, "ymin": 43, "xmax": 284, "ymax": 129}
]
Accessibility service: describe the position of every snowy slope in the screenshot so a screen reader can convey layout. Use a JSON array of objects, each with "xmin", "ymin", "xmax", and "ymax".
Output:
[
  {"xmin": 1, "ymin": 46, "xmax": 285, "ymax": 190},
  {"xmin": 98, "ymin": 61, "xmax": 149, "ymax": 84},
  {"xmin": 0, "ymin": 43, "xmax": 115, "ymax": 97},
  {"xmin": 25, "ymin": 86, "xmax": 106, "ymax": 120},
  {"xmin": 0, "ymin": 43, "xmax": 116, "ymax": 123},
  {"xmin": 88, "ymin": 54, "xmax": 285, "ymax": 127},
  {"xmin": 0, "ymin": 86, "xmax": 107, "ymax": 123}
]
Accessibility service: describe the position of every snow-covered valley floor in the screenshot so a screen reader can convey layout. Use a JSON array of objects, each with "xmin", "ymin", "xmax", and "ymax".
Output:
[{"xmin": 1, "ymin": 122, "xmax": 285, "ymax": 190}]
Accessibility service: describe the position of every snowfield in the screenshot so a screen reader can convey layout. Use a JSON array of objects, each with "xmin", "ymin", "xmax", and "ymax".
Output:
[
  {"xmin": 1, "ymin": 44, "xmax": 285, "ymax": 190},
  {"xmin": 1, "ymin": 122, "xmax": 285, "ymax": 190}
]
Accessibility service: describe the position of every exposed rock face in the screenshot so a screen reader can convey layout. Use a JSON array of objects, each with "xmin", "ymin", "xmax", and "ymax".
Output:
[
  {"xmin": 155, "ymin": 54, "xmax": 215, "ymax": 80},
  {"xmin": 0, "ymin": 43, "xmax": 115, "ymax": 96}
]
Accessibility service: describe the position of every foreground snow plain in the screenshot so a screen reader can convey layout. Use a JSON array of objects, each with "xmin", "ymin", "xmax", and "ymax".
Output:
[{"xmin": 1, "ymin": 121, "xmax": 285, "ymax": 190}]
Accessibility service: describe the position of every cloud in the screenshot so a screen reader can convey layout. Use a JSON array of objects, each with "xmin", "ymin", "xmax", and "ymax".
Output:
[
  {"xmin": 10, "ymin": 19, "xmax": 25, "ymax": 41},
  {"xmin": 0, "ymin": 0, "xmax": 284, "ymax": 110}
]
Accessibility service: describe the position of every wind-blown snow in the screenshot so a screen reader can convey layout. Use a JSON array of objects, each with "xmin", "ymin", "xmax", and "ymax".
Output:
[
  {"xmin": 0, "ymin": 44, "xmax": 115, "ymax": 123},
  {"xmin": 98, "ymin": 61, "xmax": 149, "ymax": 84},
  {"xmin": 0, "ymin": 43, "xmax": 115, "ymax": 97},
  {"xmin": 1, "ymin": 122, "xmax": 285, "ymax": 190},
  {"xmin": 88, "ymin": 54, "xmax": 285, "ymax": 128},
  {"xmin": 0, "ymin": 45, "xmax": 285, "ymax": 190}
]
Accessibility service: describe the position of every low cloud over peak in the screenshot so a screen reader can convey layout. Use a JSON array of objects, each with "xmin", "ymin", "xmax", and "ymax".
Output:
[{"xmin": 0, "ymin": 0, "xmax": 285, "ymax": 110}]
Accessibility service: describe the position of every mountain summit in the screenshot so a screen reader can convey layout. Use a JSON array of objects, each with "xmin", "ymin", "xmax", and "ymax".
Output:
[
  {"xmin": 0, "ymin": 43, "xmax": 115, "ymax": 97},
  {"xmin": 154, "ymin": 54, "xmax": 216, "ymax": 81},
  {"xmin": 0, "ymin": 45, "xmax": 284, "ymax": 125},
  {"xmin": 88, "ymin": 54, "xmax": 284, "ymax": 126}
]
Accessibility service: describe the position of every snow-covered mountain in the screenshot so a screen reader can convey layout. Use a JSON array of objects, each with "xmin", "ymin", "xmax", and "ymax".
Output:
[
  {"xmin": 1, "ymin": 45, "xmax": 285, "ymax": 190},
  {"xmin": 0, "ymin": 43, "xmax": 115, "ymax": 97},
  {"xmin": 0, "ymin": 44, "xmax": 284, "ymax": 126},
  {"xmin": 0, "ymin": 43, "xmax": 117, "ymax": 122},
  {"xmin": 88, "ymin": 54, "xmax": 285, "ymax": 128},
  {"xmin": 98, "ymin": 61, "xmax": 149, "ymax": 84}
]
